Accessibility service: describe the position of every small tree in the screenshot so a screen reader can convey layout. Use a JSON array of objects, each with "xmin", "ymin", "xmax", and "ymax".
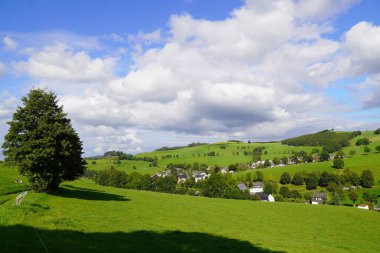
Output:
[
  {"xmin": 2, "ymin": 89, "xmax": 86, "ymax": 192},
  {"xmin": 280, "ymin": 172, "xmax": 291, "ymax": 185},
  {"xmin": 305, "ymin": 172, "xmax": 319, "ymax": 190},
  {"xmin": 360, "ymin": 169, "xmax": 374, "ymax": 188},
  {"xmin": 332, "ymin": 191, "xmax": 341, "ymax": 206},
  {"xmin": 348, "ymin": 190, "xmax": 358, "ymax": 205},
  {"xmin": 319, "ymin": 151, "xmax": 330, "ymax": 162},
  {"xmin": 279, "ymin": 186, "xmax": 290, "ymax": 198},
  {"xmin": 375, "ymin": 146, "xmax": 380, "ymax": 153},
  {"xmin": 333, "ymin": 157, "xmax": 344, "ymax": 169},
  {"xmin": 264, "ymin": 159, "xmax": 271, "ymax": 168},
  {"xmin": 362, "ymin": 191, "xmax": 378, "ymax": 203},
  {"xmin": 263, "ymin": 181, "xmax": 278, "ymax": 194},
  {"xmin": 363, "ymin": 146, "xmax": 371, "ymax": 154},
  {"xmin": 291, "ymin": 172, "xmax": 304, "ymax": 185},
  {"xmin": 254, "ymin": 171, "xmax": 264, "ymax": 182},
  {"xmin": 349, "ymin": 150, "xmax": 356, "ymax": 157}
]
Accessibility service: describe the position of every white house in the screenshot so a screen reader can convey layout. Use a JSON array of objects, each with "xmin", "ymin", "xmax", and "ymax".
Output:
[
  {"xmin": 193, "ymin": 171, "xmax": 209, "ymax": 182},
  {"xmin": 221, "ymin": 167, "xmax": 229, "ymax": 174},
  {"xmin": 249, "ymin": 182, "xmax": 264, "ymax": 194},
  {"xmin": 358, "ymin": 204, "xmax": 369, "ymax": 210},
  {"xmin": 255, "ymin": 193, "xmax": 275, "ymax": 202},
  {"xmin": 177, "ymin": 174, "xmax": 188, "ymax": 184},
  {"xmin": 311, "ymin": 192, "xmax": 327, "ymax": 205}
]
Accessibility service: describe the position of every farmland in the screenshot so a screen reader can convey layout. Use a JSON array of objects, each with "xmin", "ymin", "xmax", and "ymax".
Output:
[
  {"xmin": 1, "ymin": 178, "xmax": 380, "ymax": 253},
  {"xmin": 1, "ymin": 130, "xmax": 380, "ymax": 252}
]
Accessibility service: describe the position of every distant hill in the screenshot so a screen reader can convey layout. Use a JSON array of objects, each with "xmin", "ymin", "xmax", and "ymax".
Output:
[
  {"xmin": 281, "ymin": 129, "xmax": 361, "ymax": 152},
  {"xmin": 155, "ymin": 142, "xmax": 208, "ymax": 151}
]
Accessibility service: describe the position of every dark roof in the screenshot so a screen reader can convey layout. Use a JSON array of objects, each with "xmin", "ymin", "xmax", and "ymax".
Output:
[
  {"xmin": 312, "ymin": 192, "xmax": 327, "ymax": 200},
  {"xmin": 237, "ymin": 183, "xmax": 247, "ymax": 191},
  {"xmin": 253, "ymin": 182, "xmax": 263, "ymax": 188},
  {"xmin": 255, "ymin": 192, "xmax": 270, "ymax": 201}
]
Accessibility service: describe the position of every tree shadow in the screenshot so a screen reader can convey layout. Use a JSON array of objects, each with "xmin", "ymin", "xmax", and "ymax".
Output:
[
  {"xmin": 49, "ymin": 185, "xmax": 129, "ymax": 201},
  {"xmin": 0, "ymin": 225, "xmax": 286, "ymax": 253}
]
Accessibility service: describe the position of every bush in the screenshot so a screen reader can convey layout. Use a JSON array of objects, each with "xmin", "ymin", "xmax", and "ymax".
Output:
[
  {"xmin": 279, "ymin": 186, "xmax": 290, "ymax": 198},
  {"xmin": 360, "ymin": 170, "xmax": 374, "ymax": 188},
  {"xmin": 333, "ymin": 157, "xmax": 344, "ymax": 169},
  {"xmin": 305, "ymin": 172, "xmax": 319, "ymax": 190},
  {"xmin": 274, "ymin": 194, "xmax": 284, "ymax": 202},
  {"xmin": 291, "ymin": 172, "xmax": 304, "ymax": 185},
  {"xmin": 280, "ymin": 172, "xmax": 291, "ymax": 185},
  {"xmin": 356, "ymin": 138, "xmax": 370, "ymax": 146}
]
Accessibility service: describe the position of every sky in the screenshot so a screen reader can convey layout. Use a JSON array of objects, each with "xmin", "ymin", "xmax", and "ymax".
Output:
[{"xmin": 1, "ymin": 0, "xmax": 380, "ymax": 157}]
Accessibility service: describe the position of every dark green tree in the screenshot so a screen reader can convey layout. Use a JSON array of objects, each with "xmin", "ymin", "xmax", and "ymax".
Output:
[
  {"xmin": 291, "ymin": 172, "xmax": 304, "ymax": 185},
  {"xmin": 280, "ymin": 172, "xmax": 291, "ymax": 185},
  {"xmin": 254, "ymin": 171, "xmax": 264, "ymax": 182},
  {"xmin": 2, "ymin": 89, "xmax": 86, "ymax": 191},
  {"xmin": 376, "ymin": 146, "xmax": 380, "ymax": 153},
  {"xmin": 263, "ymin": 181, "xmax": 278, "ymax": 194},
  {"xmin": 363, "ymin": 146, "xmax": 371, "ymax": 154},
  {"xmin": 318, "ymin": 171, "xmax": 331, "ymax": 187},
  {"xmin": 305, "ymin": 172, "xmax": 319, "ymax": 190},
  {"xmin": 319, "ymin": 151, "xmax": 330, "ymax": 162},
  {"xmin": 348, "ymin": 189, "xmax": 358, "ymax": 205},
  {"xmin": 279, "ymin": 186, "xmax": 290, "ymax": 198},
  {"xmin": 332, "ymin": 157, "xmax": 344, "ymax": 169},
  {"xmin": 362, "ymin": 191, "xmax": 377, "ymax": 203},
  {"xmin": 360, "ymin": 169, "xmax": 374, "ymax": 188}
]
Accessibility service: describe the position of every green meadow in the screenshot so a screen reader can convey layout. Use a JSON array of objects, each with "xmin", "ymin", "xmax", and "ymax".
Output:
[
  {"xmin": 85, "ymin": 157, "xmax": 160, "ymax": 174},
  {"xmin": 1, "ymin": 178, "xmax": 379, "ymax": 253},
  {"xmin": 138, "ymin": 141, "xmax": 318, "ymax": 167},
  {"xmin": 2, "ymin": 130, "xmax": 380, "ymax": 252}
]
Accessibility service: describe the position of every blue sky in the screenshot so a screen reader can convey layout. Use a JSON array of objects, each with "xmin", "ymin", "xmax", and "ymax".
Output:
[{"xmin": 1, "ymin": 0, "xmax": 380, "ymax": 156}]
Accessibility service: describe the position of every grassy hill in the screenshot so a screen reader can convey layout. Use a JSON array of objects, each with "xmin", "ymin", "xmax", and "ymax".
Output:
[{"xmin": 1, "ymin": 179, "xmax": 380, "ymax": 253}]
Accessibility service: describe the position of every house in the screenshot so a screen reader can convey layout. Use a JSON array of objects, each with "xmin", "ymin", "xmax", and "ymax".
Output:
[
  {"xmin": 311, "ymin": 192, "xmax": 327, "ymax": 205},
  {"xmin": 374, "ymin": 204, "xmax": 380, "ymax": 211},
  {"xmin": 151, "ymin": 173, "xmax": 162, "ymax": 179},
  {"xmin": 249, "ymin": 182, "xmax": 264, "ymax": 194},
  {"xmin": 163, "ymin": 170, "xmax": 172, "ymax": 177},
  {"xmin": 177, "ymin": 174, "xmax": 188, "ymax": 184},
  {"xmin": 221, "ymin": 167, "xmax": 229, "ymax": 174},
  {"xmin": 193, "ymin": 171, "xmax": 209, "ymax": 182},
  {"xmin": 237, "ymin": 183, "xmax": 247, "ymax": 191},
  {"xmin": 358, "ymin": 204, "xmax": 369, "ymax": 210},
  {"xmin": 255, "ymin": 193, "xmax": 275, "ymax": 202}
]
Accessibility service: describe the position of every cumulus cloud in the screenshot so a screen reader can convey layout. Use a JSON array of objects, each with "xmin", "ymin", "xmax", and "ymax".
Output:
[
  {"xmin": 3, "ymin": 36, "xmax": 18, "ymax": 50},
  {"xmin": 2, "ymin": 0, "xmax": 376, "ymax": 155},
  {"xmin": 13, "ymin": 44, "xmax": 116, "ymax": 82},
  {"xmin": 344, "ymin": 22, "xmax": 380, "ymax": 74},
  {"xmin": 295, "ymin": 0, "xmax": 360, "ymax": 21},
  {"xmin": 59, "ymin": 0, "xmax": 349, "ymax": 145}
]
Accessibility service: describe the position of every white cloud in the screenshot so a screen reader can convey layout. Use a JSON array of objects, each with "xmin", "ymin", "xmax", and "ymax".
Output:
[
  {"xmin": 344, "ymin": 22, "xmax": 380, "ymax": 74},
  {"xmin": 2, "ymin": 0, "xmax": 374, "ymax": 155},
  {"xmin": 13, "ymin": 44, "xmax": 116, "ymax": 83},
  {"xmin": 3, "ymin": 36, "xmax": 18, "ymax": 50},
  {"xmin": 58, "ymin": 0, "xmax": 348, "ymax": 144},
  {"xmin": 295, "ymin": 0, "xmax": 360, "ymax": 21}
]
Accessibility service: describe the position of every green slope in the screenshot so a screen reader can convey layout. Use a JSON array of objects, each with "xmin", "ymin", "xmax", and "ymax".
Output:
[{"xmin": 1, "ymin": 179, "xmax": 380, "ymax": 253}]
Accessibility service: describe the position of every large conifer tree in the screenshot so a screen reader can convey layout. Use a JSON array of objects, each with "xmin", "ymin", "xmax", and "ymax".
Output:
[{"xmin": 2, "ymin": 89, "xmax": 86, "ymax": 191}]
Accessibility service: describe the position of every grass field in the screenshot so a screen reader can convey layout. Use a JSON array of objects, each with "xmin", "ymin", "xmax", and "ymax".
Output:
[
  {"xmin": 85, "ymin": 158, "xmax": 160, "ymax": 175},
  {"xmin": 0, "ymin": 163, "xmax": 30, "ymax": 196},
  {"xmin": 137, "ymin": 142, "xmax": 318, "ymax": 167},
  {"xmin": 1, "ymin": 179, "xmax": 380, "ymax": 253}
]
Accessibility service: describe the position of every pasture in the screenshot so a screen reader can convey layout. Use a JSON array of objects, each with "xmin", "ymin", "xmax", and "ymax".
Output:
[{"xmin": 1, "ymin": 179, "xmax": 379, "ymax": 253}]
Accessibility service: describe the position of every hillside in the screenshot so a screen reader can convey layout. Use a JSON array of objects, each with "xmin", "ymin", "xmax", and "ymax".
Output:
[
  {"xmin": 1, "ymin": 179, "xmax": 380, "ymax": 253},
  {"xmin": 281, "ymin": 130, "xmax": 361, "ymax": 151}
]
